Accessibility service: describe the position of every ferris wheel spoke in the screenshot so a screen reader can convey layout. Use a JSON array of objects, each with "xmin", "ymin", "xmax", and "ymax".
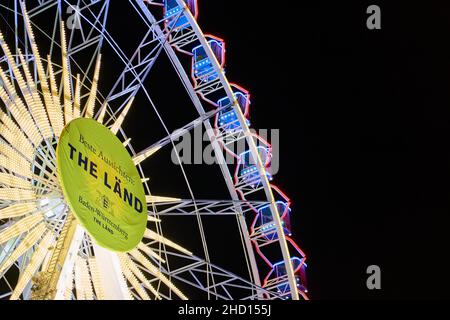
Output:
[
  {"xmin": 74, "ymin": 255, "xmax": 94, "ymax": 300},
  {"xmin": 60, "ymin": 22, "xmax": 74, "ymax": 124},
  {"xmin": 146, "ymin": 195, "xmax": 181, "ymax": 204},
  {"xmin": 118, "ymin": 252, "xmax": 159, "ymax": 300},
  {"xmin": 0, "ymin": 142, "xmax": 32, "ymax": 173},
  {"xmin": 21, "ymin": 5, "xmax": 64, "ymax": 137},
  {"xmin": 132, "ymin": 109, "xmax": 217, "ymax": 165},
  {"xmin": 63, "ymin": 0, "xmax": 109, "ymax": 51},
  {"xmin": 82, "ymin": 53, "xmax": 102, "ymax": 118},
  {"xmin": 26, "ymin": 1, "xmax": 58, "ymax": 18},
  {"xmin": 0, "ymin": 76, "xmax": 42, "ymax": 146},
  {"xmin": 0, "ymin": 223, "xmax": 47, "ymax": 277},
  {"xmin": 19, "ymin": 0, "xmax": 109, "ymax": 125},
  {"xmin": 0, "ymin": 111, "xmax": 35, "ymax": 157},
  {"xmin": 0, "ymin": 202, "xmax": 39, "ymax": 220},
  {"xmin": 141, "ymin": 250, "xmax": 278, "ymax": 300},
  {"xmin": 0, "ymin": 236, "xmax": 20, "ymax": 268},
  {"xmin": 0, "ymin": 34, "xmax": 51, "ymax": 141},
  {"xmin": 128, "ymin": 249, "xmax": 187, "ymax": 300},
  {"xmin": 0, "ymin": 168, "xmax": 32, "ymax": 187},
  {"xmin": 142, "ymin": 229, "xmax": 192, "ymax": 257},
  {"xmin": 46, "ymin": 56, "xmax": 66, "ymax": 135},
  {"xmin": 16, "ymin": 50, "xmax": 54, "ymax": 139},
  {"xmin": 86, "ymin": 257, "xmax": 105, "ymax": 300},
  {"xmin": 0, "ymin": 173, "xmax": 32, "ymax": 190},
  {"xmin": 137, "ymin": 242, "xmax": 165, "ymax": 264},
  {"xmin": 148, "ymin": 199, "xmax": 270, "ymax": 217},
  {"xmin": 32, "ymin": 173, "xmax": 61, "ymax": 192},
  {"xmin": 109, "ymin": 96, "xmax": 134, "ymax": 135},
  {"xmin": 10, "ymin": 230, "xmax": 54, "ymax": 300},
  {"xmin": 118, "ymin": 259, "xmax": 150, "ymax": 300}
]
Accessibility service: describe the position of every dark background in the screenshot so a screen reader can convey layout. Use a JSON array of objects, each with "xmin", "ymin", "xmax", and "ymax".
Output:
[{"xmin": 195, "ymin": 1, "xmax": 450, "ymax": 299}]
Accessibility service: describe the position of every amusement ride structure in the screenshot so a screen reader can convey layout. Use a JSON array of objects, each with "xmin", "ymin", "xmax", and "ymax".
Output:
[{"xmin": 0, "ymin": 0, "xmax": 307, "ymax": 300}]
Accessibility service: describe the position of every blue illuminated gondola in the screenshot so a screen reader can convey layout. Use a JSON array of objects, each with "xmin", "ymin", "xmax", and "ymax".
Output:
[
  {"xmin": 217, "ymin": 84, "xmax": 250, "ymax": 130},
  {"xmin": 271, "ymin": 257, "xmax": 308, "ymax": 297},
  {"xmin": 164, "ymin": 0, "xmax": 197, "ymax": 29},
  {"xmin": 237, "ymin": 147, "xmax": 272, "ymax": 186},
  {"xmin": 192, "ymin": 36, "xmax": 225, "ymax": 82},
  {"xmin": 253, "ymin": 201, "xmax": 291, "ymax": 241}
]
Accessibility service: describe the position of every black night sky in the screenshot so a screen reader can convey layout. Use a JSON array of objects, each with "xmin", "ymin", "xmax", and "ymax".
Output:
[{"xmin": 194, "ymin": 0, "xmax": 450, "ymax": 299}]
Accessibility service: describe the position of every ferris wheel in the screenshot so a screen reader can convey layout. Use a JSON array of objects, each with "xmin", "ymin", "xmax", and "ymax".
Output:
[{"xmin": 0, "ymin": 0, "xmax": 308, "ymax": 300}]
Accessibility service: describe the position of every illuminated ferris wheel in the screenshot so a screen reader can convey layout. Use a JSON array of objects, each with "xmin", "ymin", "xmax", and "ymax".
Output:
[{"xmin": 0, "ymin": 0, "xmax": 307, "ymax": 300}]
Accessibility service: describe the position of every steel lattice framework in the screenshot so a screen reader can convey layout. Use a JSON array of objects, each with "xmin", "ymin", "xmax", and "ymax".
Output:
[{"xmin": 0, "ymin": 0, "xmax": 308, "ymax": 300}]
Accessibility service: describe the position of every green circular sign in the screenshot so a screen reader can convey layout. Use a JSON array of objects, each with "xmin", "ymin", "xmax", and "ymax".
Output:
[{"xmin": 57, "ymin": 118, "xmax": 147, "ymax": 252}]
